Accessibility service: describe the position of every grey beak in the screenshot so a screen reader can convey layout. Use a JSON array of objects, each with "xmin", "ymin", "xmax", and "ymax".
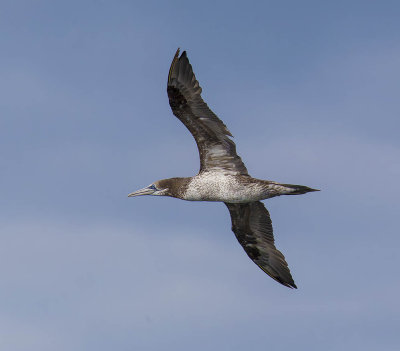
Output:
[{"xmin": 128, "ymin": 187, "xmax": 156, "ymax": 197}]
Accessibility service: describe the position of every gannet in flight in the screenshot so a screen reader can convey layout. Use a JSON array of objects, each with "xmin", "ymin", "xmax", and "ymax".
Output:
[{"xmin": 129, "ymin": 49, "xmax": 318, "ymax": 288}]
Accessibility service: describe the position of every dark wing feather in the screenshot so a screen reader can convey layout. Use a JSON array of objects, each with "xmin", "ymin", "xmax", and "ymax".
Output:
[
  {"xmin": 225, "ymin": 201, "xmax": 297, "ymax": 288},
  {"xmin": 167, "ymin": 49, "xmax": 248, "ymax": 175}
]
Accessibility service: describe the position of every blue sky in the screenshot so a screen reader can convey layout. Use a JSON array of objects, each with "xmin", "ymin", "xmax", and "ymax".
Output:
[{"xmin": 1, "ymin": 1, "xmax": 399, "ymax": 350}]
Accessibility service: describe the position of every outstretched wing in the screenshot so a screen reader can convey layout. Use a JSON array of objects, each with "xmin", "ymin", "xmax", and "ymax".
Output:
[
  {"xmin": 167, "ymin": 49, "xmax": 248, "ymax": 175},
  {"xmin": 225, "ymin": 201, "xmax": 297, "ymax": 288}
]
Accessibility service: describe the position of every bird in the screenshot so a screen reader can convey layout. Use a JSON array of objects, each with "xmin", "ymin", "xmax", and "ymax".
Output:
[{"xmin": 128, "ymin": 48, "xmax": 319, "ymax": 288}]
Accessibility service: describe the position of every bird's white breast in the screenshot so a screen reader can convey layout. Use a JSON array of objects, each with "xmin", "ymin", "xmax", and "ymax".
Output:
[{"xmin": 183, "ymin": 172, "xmax": 264, "ymax": 203}]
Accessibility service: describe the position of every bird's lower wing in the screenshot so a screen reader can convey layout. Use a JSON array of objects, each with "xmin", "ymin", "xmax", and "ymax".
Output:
[{"xmin": 225, "ymin": 201, "xmax": 297, "ymax": 288}]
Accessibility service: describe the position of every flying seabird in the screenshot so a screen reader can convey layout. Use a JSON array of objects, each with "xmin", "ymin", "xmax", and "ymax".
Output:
[{"xmin": 129, "ymin": 49, "xmax": 318, "ymax": 288}]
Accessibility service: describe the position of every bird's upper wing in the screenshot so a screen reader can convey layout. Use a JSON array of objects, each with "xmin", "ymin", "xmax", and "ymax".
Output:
[
  {"xmin": 225, "ymin": 201, "xmax": 297, "ymax": 288},
  {"xmin": 167, "ymin": 49, "xmax": 248, "ymax": 175}
]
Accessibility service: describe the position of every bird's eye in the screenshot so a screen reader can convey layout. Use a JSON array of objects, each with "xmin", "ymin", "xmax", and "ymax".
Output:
[{"xmin": 148, "ymin": 184, "xmax": 157, "ymax": 190}]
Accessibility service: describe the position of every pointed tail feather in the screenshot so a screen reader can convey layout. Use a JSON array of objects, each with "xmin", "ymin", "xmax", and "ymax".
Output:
[{"xmin": 282, "ymin": 184, "xmax": 320, "ymax": 195}]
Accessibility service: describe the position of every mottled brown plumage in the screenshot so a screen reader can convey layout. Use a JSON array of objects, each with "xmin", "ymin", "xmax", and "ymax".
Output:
[
  {"xmin": 129, "ymin": 49, "xmax": 319, "ymax": 289},
  {"xmin": 167, "ymin": 49, "xmax": 248, "ymax": 176},
  {"xmin": 225, "ymin": 202, "xmax": 296, "ymax": 288}
]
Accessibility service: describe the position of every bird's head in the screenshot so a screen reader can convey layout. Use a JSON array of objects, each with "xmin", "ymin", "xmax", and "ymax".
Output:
[{"xmin": 128, "ymin": 177, "xmax": 190, "ymax": 199}]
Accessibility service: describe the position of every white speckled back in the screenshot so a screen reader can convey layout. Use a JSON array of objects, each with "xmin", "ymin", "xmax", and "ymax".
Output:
[{"xmin": 183, "ymin": 172, "xmax": 268, "ymax": 203}]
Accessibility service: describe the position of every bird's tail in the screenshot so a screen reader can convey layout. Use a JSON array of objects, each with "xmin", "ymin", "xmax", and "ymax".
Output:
[{"xmin": 281, "ymin": 184, "xmax": 320, "ymax": 195}]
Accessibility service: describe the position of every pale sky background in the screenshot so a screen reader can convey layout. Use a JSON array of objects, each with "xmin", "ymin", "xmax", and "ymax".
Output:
[{"xmin": 1, "ymin": 1, "xmax": 400, "ymax": 350}]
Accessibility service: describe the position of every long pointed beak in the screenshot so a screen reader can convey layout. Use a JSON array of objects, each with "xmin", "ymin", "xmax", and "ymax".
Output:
[{"xmin": 128, "ymin": 187, "xmax": 156, "ymax": 197}]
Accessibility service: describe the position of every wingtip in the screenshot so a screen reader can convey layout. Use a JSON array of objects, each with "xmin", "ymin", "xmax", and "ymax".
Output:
[
  {"xmin": 272, "ymin": 277, "xmax": 297, "ymax": 289},
  {"xmin": 261, "ymin": 265, "xmax": 298, "ymax": 289},
  {"xmin": 173, "ymin": 48, "xmax": 187, "ymax": 60},
  {"xmin": 168, "ymin": 48, "xmax": 181, "ymax": 84}
]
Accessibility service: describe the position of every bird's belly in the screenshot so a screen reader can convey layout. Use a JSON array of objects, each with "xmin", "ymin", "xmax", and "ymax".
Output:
[{"xmin": 183, "ymin": 174, "xmax": 264, "ymax": 203}]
